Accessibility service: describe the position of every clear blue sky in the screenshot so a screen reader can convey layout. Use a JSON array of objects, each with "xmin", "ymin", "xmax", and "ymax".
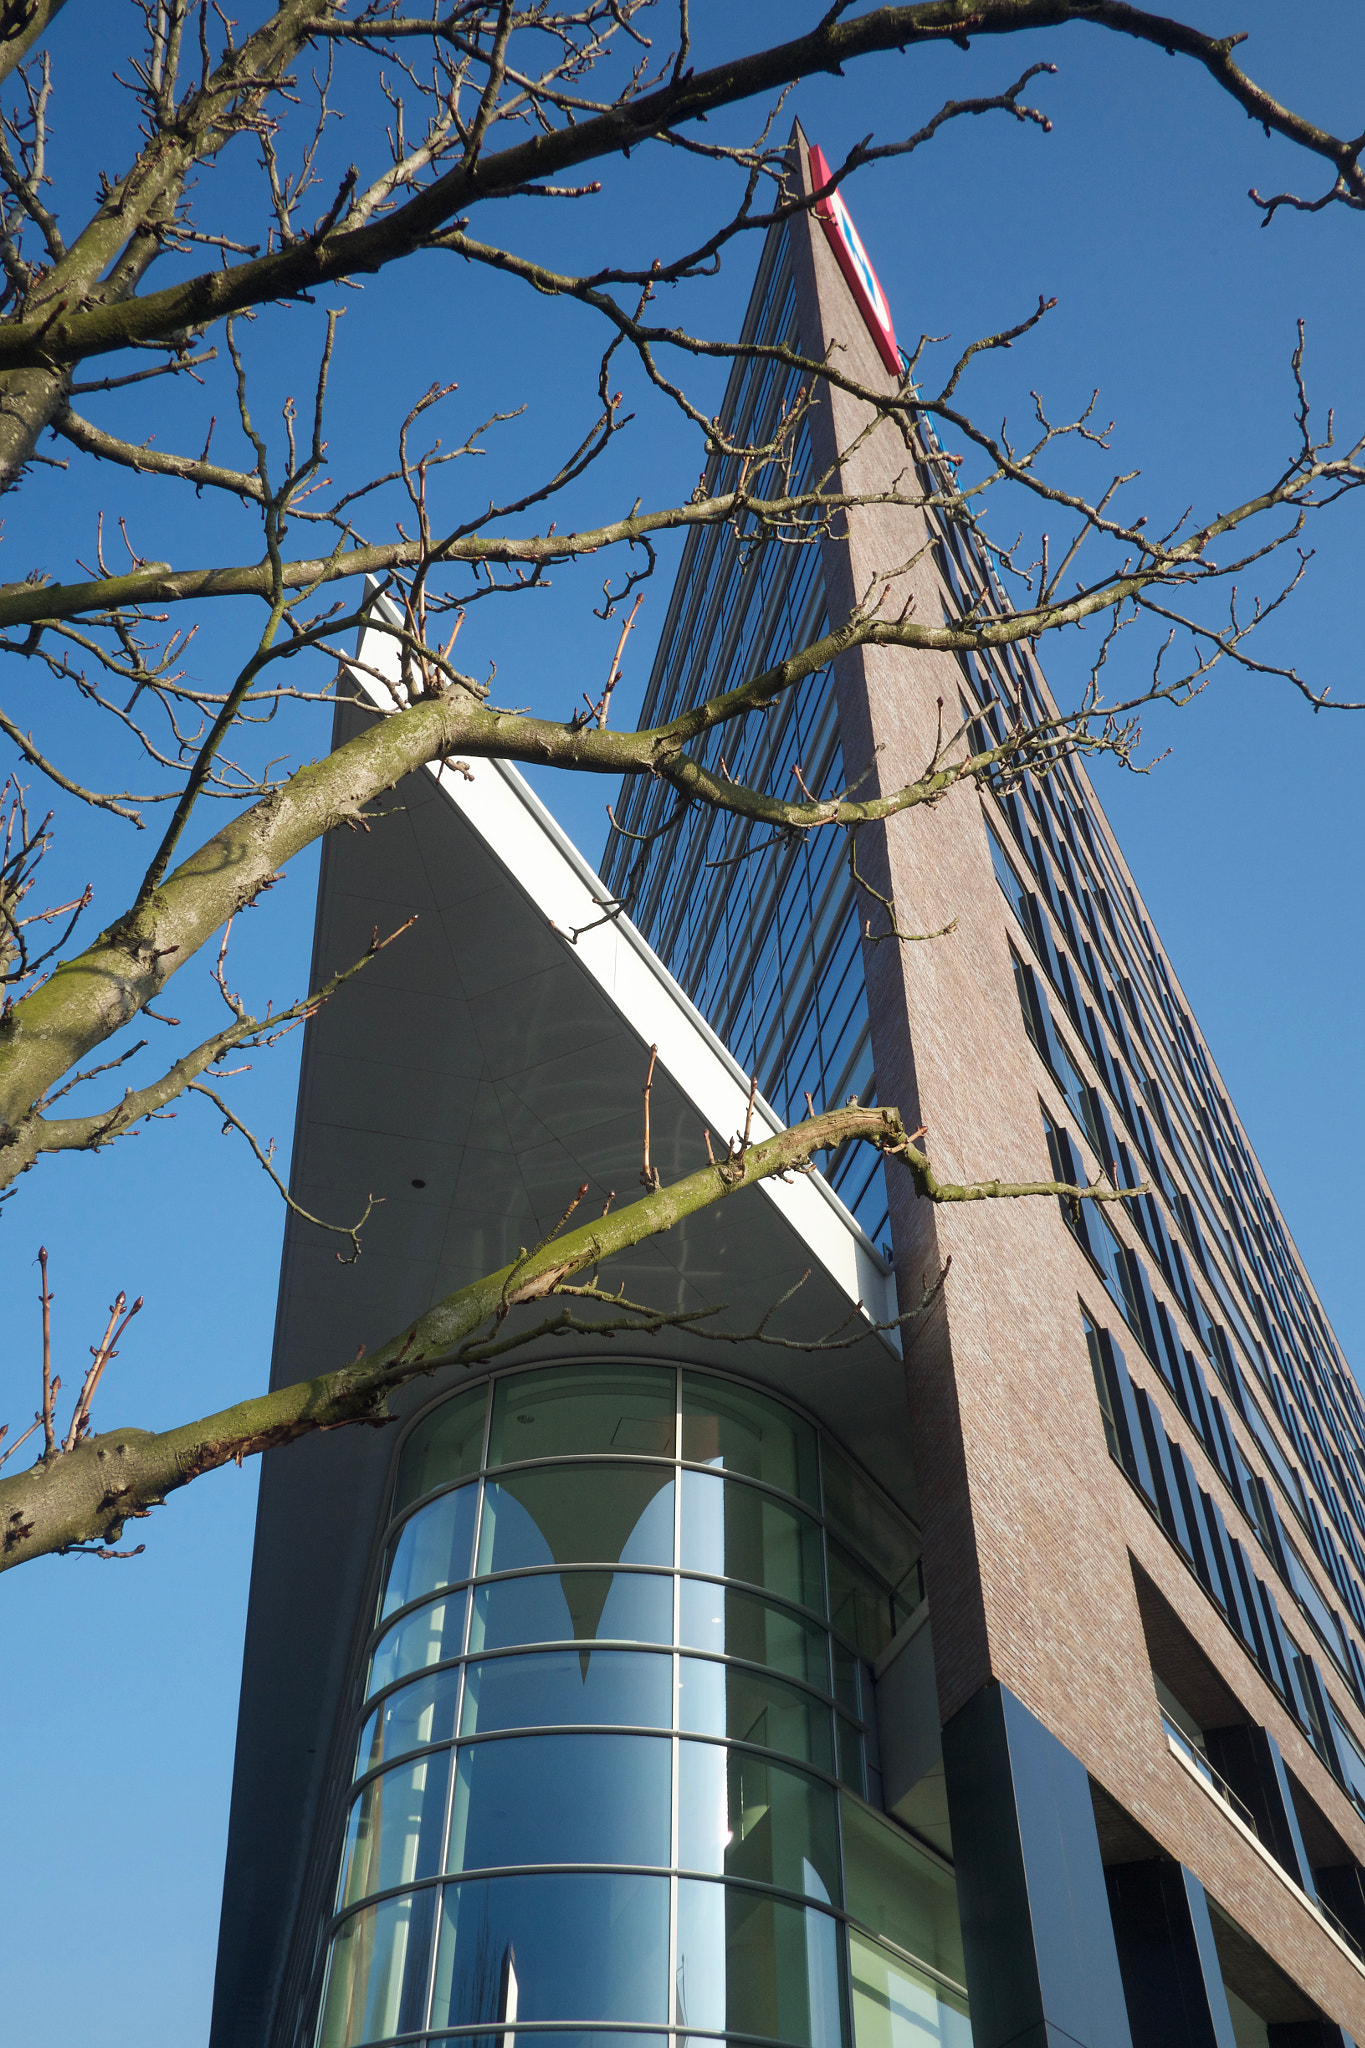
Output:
[{"xmin": 6, "ymin": 7, "xmax": 1364, "ymax": 2042}]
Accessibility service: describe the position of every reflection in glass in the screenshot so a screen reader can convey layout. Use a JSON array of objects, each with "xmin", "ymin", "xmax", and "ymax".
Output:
[
  {"xmin": 831, "ymin": 1639, "xmax": 861, "ymax": 1718},
  {"xmin": 679, "ymin": 1577, "xmax": 828, "ymax": 1687},
  {"xmin": 448, "ymin": 1732, "xmax": 670, "ymax": 1872},
  {"xmin": 836, "ymin": 1716, "xmax": 866, "ymax": 1797},
  {"xmin": 821, "ymin": 1443, "xmax": 919, "ymax": 1591},
  {"xmin": 489, "ymin": 1367, "xmax": 675, "ymax": 1466},
  {"xmin": 460, "ymin": 1650, "xmax": 673, "ymax": 1734},
  {"xmin": 381, "ymin": 1485, "xmax": 478, "ymax": 1622},
  {"xmin": 356, "ymin": 1666, "xmax": 460, "ymax": 1777},
  {"xmin": 317, "ymin": 1889, "xmax": 435, "ymax": 2048},
  {"xmin": 678, "ymin": 1658, "xmax": 834, "ymax": 1772},
  {"xmin": 469, "ymin": 1569, "xmax": 673, "ymax": 1653},
  {"xmin": 338, "ymin": 1751, "xmax": 451, "ymax": 1909},
  {"xmin": 472, "ymin": 2038, "xmax": 665, "ymax": 2048},
  {"xmin": 682, "ymin": 1374, "xmax": 819, "ymax": 1506},
  {"xmin": 478, "ymin": 1466, "xmax": 674, "ymax": 1576},
  {"xmin": 677, "ymin": 1742, "xmax": 839, "ymax": 1901},
  {"xmin": 848, "ymin": 1929, "xmax": 970, "ymax": 2048},
  {"xmin": 840, "ymin": 1799, "xmax": 966, "ymax": 1989},
  {"xmin": 432, "ymin": 1873, "xmax": 670, "ymax": 2026},
  {"xmin": 366, "ymin": 1590, "xmax": 467, "ymax": 1699},
  {"xmin": 394, "ymin": 1387, "xmax": 488, "ymax": 1515},
  {"xmin": 675, "ymin": 1879, "xmax": 844, "ymax": 2047},
  {"xmin": 681, "ymin": 1471, "xmax": 823, "ymax": 1612},
  {"xmin": 827, "ymin": 1539, "xmax": 913, "ymax": 1662}
]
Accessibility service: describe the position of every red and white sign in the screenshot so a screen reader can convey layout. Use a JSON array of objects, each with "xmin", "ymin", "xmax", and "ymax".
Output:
[{"xmin": 807, "ymin": 144, "xmax": 901, "ymax": 377}]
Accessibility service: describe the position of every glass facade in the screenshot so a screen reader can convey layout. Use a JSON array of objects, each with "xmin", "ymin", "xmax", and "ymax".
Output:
[
  {"xmin": 313, "ymin": 1363, "xmax": 960, "ymax": 2048},
  {"xmin": 601, "ymin": 225, "xmax": 888, "ymax": 1250}
]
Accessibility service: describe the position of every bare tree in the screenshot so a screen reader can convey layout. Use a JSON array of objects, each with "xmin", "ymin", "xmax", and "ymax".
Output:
[{"xmin": 0, "ymin": 3, "xmax": 1362, "ymax": 1570}]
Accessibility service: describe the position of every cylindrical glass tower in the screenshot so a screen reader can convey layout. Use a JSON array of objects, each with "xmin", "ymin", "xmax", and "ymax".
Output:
[{"xmin": 312, "ymin": 1362, "xmax": 970, "ymax": 2048}]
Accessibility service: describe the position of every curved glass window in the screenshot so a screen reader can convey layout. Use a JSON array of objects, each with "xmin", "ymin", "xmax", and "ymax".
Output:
[
  {"xmin": 679, "ymin": 1657, "xmax": 835, "ymax": 1773},
  {"xmin": 394, "ymin": 1386, "xmax": 486, "ymax": 1516},
  {"xmin": 848, "ymin": 1931, "xmax": 971, "ymax": 2048},
  {"xmin": 338, "ymin": 1751, "xmax": 451, "ymax": 1909},
  {"xmin": 366, "ymin": 1590, "xmax": 467, "ymax": 1700},
  {"xmin": 479, "ymin": 1464, "xmax": 674, "ymax": 1575},
  {"xmin": 380, "ymin": 1484, "xmax": 477, "ymax": 1622},
  {"xmin": 470, "ymin": 1568, "xmax": 674, "ymax": 1652},
  {"xmin": 432, "ymin": 1873, "xmax": 670, "ymax": 2026},
  {"xmin": 489, "ymin": 1366, "xmax": 675, "ymax": 1465},
  {"xmin": 683, "ymin": 1373, "xmax": 820, "ymax": 1507},
  {"xmin": 681, "ymin": 1470, "xmax": 824, "ymax": 1612},
  {"xmin": 460, "ymin": 1649, "xmax": 674, "ymax": 1734},
  {"xmin": 317, "ymin": 1363, "xmax": 959, "ymax": 2048},
  {"xmin": 840, "ymin": 1798, "xmax": 966, "ymax": 1991},
  {"xmin": 680, "ymin": 1576, "xmax": 829, "ymax": 1687},
  {"xmin": 675, "ymin": 1879, "xmax": 844, "ymax": 2047},
  {"xmin": 449, "ymin": 1732, "xmax": 671, "ymax": 1872},
  {"xmin": 827, "ymin": 1538, "xmax": 916, "ymax": 1664},
  {"xmin": 318, "ymin": 1889, "xmax": 435, "ymax": 2048},
  {"xmin": 821, "ymin": 1442, "xmax": 920, "ymax": 1591},
  {"xmin": 678, "ymin": 1742, "xmax": 839, "ymax": 1901},
  {"xmin": 355, "ymin": 1667, "xmax": 460, "ymax": 1779}
]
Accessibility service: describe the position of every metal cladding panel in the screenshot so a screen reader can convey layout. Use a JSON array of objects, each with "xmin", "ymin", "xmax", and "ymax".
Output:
[
  {"xmin": 209, "ymin": 699, "xmax": 911, "ymax": 2048},
  {"xmin": 1106, "ymin": 1860, "xmax": 1238, "ymax": 2048},
  {"xmin": 942, "ymin": 1681, "xmax": 1134, "ymax": 2048}
]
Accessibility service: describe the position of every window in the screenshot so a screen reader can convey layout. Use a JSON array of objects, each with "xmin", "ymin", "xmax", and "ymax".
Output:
[
  {"xmin": 682, "ymin": 1373, "xmax": 819, "ymax": 1505},
  {"xmin": 489, "ymin": 1366, "xmax": 676, "ymax": 1466},
  {"xmin": 459, "ymin": 1649, "xmax": 674, "ymax": 1735},
  {"xmin": 317, "ymin": 1363, "xmax": 957, "ymax": 2048},
  {"xmin": 469, "ymin": 1568, "xmax": 674, "ymax": 1652},
  {"xmin": 448, "ymin": 1733, "xmax": 671, "ymax": 1871},
  {"xmin": 678, "ymin": 1657, "xmax": 836, "ymax": 1772},
  {"xmin": 366, "ymin": 1591, "xmax": 467, "ymax": 1700},
  {"xmin": 339, "ymin": 1752, "xmax": 451, "ymax": 1908},
  {"xmin": 355, "ymin": 1667, "xmax": 460, "ymax": 1779},
  {"xmin": 1084, "ymin": 1313, "xmax": 1122, "ymax": 1463},
  {"xmin": 394, "ymin": 1386, "xmax": 486, "ymax": 1515},
  {"xmin": 681, "ymin": 1470, "xmax": 825, "ymax": 1612},
  {"xmin": 678, "ymin": 1743, "xmax": 840, "ymax": 1898},
  {"xmin": 478, "ymin": 1465, "xmax": 675, "ymax": 1575},
  {"xmin": 674, "ymin": 1879, "xmax": 844, "ymax": 2047},
  {"xmin": 380, "ymin": 1484, "xmax": 477, "ymax": 1622},
  {"xmin": 433, "ymin": 1873, "xmax": 671, "ymax": 2028}
]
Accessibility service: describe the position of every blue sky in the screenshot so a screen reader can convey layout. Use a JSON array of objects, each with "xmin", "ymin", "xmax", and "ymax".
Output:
[{"xmin": 5, "ymin": 6, "xmax": 1365, "ymax": 2041}]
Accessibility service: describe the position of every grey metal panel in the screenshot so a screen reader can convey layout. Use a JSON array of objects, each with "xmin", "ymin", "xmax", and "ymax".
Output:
[
  {"xmin": 1107, "ymin": 1861, "xmax": 1238, "ymax": 2048},
  {"xmin": 942, "ymin": 1681, "xmax": 1134, "ymax": 2048},
  {"xmin": 209, "ymin": 708, "xmax": 915, "ymax": 2048}
]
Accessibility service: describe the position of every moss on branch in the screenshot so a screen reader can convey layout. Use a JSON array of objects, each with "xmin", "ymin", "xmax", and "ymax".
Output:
[{"xmin": 0, "ymin": 1098, "xmax": 1135, "ymax": 1570}]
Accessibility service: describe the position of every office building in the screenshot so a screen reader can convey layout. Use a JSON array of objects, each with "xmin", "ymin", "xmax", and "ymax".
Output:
[{"xmin": 211, "ymin": 133, "xmax": 1365, "ymax": 2048}]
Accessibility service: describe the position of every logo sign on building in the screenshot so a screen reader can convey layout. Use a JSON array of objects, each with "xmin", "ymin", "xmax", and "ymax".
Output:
[{"xmin": 807, "ymin": 144, "xmax": 901, "ymax": 377}]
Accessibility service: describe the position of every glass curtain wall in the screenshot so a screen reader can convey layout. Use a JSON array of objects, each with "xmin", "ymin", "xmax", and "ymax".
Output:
[
  {"xmin": 312, "ymin": 1363, "xmax": 966, "ymax": 2048},
  {"xmin": 601, "ymin": 223, "xmax": 888, "ymax": 1251}
]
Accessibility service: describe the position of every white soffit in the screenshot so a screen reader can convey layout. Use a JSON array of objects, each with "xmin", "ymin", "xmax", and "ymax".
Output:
[{"xmin": 348, "ymin": 599, "xmax": 899, "ymax": 1345}]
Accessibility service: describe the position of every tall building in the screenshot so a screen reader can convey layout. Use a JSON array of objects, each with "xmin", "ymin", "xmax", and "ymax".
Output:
[{"xmin": 212, "ymin": 134, "xmax": 1365, "ymax": 2048}]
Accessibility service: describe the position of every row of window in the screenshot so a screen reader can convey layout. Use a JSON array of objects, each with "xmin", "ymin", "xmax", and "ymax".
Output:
[
  {"xmin": 979, "ymin": 733, "xmax": 1365, "ymax": 1554},
  {"xmin": 602, "ymin": 230, "xmax": 888, "ymax": 1249},
  {"xmin": 361, "ymin": 1632, "xmax": 868, "ymax": 1798},
  {"xmin": 997, "ymin": 805, "xmax": 1365, "ymax": 1649},
  {"xmin": 382, "ymin": 1369, "xmax": 922, "ymax": 1630},
  {"xmin": 958, "ymin": 594, "xmax": 1352, "ymax": 1417},
  {"xmin": 932, "ymin": 459, "xmax": 1360, "ymax": 1398},
  {"xmin": 313, "ymin": 1367, "xmax": 964, "ymax": 2048},
  {"xmin": 1043, "ymin": 1074, "xmax": 1365, "ymax": 1710},
  {"xmin": 319, "ymin": 1865, "xmax": 970, "ymax": 2048},
  {"xmin": 1086, "ymin": 1306, "xmax": 1365, "ymax": 1821}
]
